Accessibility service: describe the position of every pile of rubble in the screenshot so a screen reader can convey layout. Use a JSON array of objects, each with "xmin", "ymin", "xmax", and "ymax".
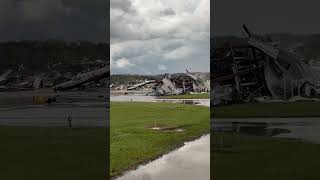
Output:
[
  {"xmin": 111, "ymin": 70, "xmax": 210, "ymax": 96},
  {"xmin": 212, "ymin": 25, "xmax": 320, "ymax": 106},
  {"xmin": 0, "ymin": 60, "xmax": 108, "ymax": 91}
]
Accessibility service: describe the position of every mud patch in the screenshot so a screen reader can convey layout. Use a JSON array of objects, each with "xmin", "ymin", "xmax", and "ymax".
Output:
[{"xmin": 147, "ymin": 124, "xmax": 184, "ymax": 132}]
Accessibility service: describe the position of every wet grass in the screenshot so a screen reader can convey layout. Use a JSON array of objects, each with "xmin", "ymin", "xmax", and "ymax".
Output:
[
  {"xmin": 161, "ymin": 93, "xmax": 209, "ymax": 99},
  {"xmin": 212, "ymin": 101, "xmax": 320, "ymax": 118},
  {"xmin": 212, "ymin": 132, "xmax": 320, "ymax": 180},
  {"xmin": 110, "ymin": 102, "xmax": 209, "ymax": 178},
  {"xmin": 0, "ymin": 127, "xmax": 108, "ymax": 180}
]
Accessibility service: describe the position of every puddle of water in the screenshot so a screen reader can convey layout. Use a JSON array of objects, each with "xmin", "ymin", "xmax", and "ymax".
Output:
[
  {"xmin": 212, "ymin": 122, "xmax": 290, "ymax": 137},
  {"xmin": 115, "ymin": 135, "xmax": 210, "ymax": 180},
  {"xmin": 212, "ymin": 118, "xmax": 320, "ymax": 143},
  {"xmin": 111, "ymin": 95, "xmax": 210, "ymax": 107},
  {"xmin": 151, "ymin": 127, "xmax": 161, "ymax": 130},
  {"xmin": 149, "ymin": 126, "xmax": 184, "ymax": 132},
  {"xmin": 111, "ymin": 95, "xmax": 156, "ymax": 102}
]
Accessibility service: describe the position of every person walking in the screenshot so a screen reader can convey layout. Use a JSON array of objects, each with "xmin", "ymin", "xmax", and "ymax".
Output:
[{"xmin": 67, "ymin": 116, "xmax": 72, "ymax": 128}]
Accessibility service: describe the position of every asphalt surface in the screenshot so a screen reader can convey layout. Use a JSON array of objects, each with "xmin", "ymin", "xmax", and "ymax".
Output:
[{"xmin": 0, "ymin": 89, "xmax": 109, "ymax": 127}]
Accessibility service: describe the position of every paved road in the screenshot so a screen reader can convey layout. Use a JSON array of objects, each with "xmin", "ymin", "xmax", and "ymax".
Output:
[
  {"xmin": 116, "ymin": 135, "xmax": 210, "ymax": 180},
  {"xmin": 0, "ymin": 89, "xmax": 109, "ymax": 127}
]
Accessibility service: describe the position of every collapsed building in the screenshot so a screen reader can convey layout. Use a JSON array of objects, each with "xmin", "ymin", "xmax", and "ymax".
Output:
[
  {"xmin": 0, "ymin": 60, "xmax": 109, "ymax": 91},
  {"xmin": 126, "ymin": 70, "xmax": 210, "ymax": 96},
  {"xmin": 212, "ymin": 25, "xmax": 320, "ymax": 105},
  {"xmin": 0, "ymin": 70, "xmax": 13, "ymax": 85}
]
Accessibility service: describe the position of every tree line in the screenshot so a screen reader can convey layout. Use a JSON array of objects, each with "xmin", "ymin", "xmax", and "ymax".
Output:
[{"xmin": 0, "ymin": 40, "xmax": 109, "ymax": 72}]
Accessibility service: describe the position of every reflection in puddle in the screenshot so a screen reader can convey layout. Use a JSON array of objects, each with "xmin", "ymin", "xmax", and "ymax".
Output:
[
  {"xmin": 212, "ymin": 118, "xmax": 320, "ymax": 144},
  {"xmin": 110, "ymin": 95, "xmax": 210, "ymax": 107},
  {"xmin": 148, "ymin": 124, "xmax": 185, "ymax": 132},
  {"xmin": 212, "ymin": 122, "xmax": 290, "ymax": 137},
  {"xmin": 154, "ymin": 97, "xmax": 210, "ymax": 107},
  {"xmin": 111, "ymin": 95, "xmax": 210, "ymax": 107}
]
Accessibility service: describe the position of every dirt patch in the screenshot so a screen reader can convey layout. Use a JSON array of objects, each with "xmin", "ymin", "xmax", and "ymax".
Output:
[{"xmin": 147, "ymin": 124, "xmax": 184, "ymax": 132}]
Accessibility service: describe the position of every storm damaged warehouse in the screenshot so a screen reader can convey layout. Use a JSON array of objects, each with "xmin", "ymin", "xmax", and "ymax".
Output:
[
  {"xmin": 128, "ymin": 70, "xmax": 209, "ymax": 96},
  {"xmin": 111, "ymin": 70, "xmax": 210, "ymax": 96},
  {"xmin": 212, "ymin": 25, "xmax": 320, "ymax": 106}
]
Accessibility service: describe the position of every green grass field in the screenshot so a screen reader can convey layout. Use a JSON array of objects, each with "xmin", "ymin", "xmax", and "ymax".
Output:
[
  {"xmin": 212, "ymin": 132, "xmax": 320, "ymax": 180},
  {"xmin": 110, "ymin": 102, "xmax": 209, "ymax": 178},
  {"xmin": 0, "ymin": 127, "xmax": 108, "ymax": 180},
  {"xmin": 161, "ymin": 93, "xmax": 209, "ymax": 99},
  {"xmin": 212, "ymin": 101, "xmax": 320, "ymax": 118}
]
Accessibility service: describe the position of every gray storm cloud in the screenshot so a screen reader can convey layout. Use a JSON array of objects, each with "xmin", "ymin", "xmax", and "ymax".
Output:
[
  {"xmin": 0, "ymin": 0, "xmax": 108, "ymax": 42},
  {"xmin": 111, "ymin": 0, "xmax": 210, "ymax": 75},
  {"xmin": 110, "ymin": 0, "xmax": 135, "ymax": 13},
  {"xmin": 159, "ymin": 8, "xmax": 176, "ymax": 16},
  {"xmin": 213, "ymin": 0, "xmax": 320, "ymax": 36}
]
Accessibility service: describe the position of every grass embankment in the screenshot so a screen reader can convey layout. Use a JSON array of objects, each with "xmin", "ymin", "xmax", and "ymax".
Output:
[
  {"xmin": 212, "ymin": 132, "xmax": 320, "ymax": 179},
  {"xmin": 110, "ymin": 102, "xmax": 210, "ymax": 177},
  {"xmin": 161, "ymin": 93, "xmax": 210, "ymax": 99},
  {"xmin": 212, "ymin": 101, "xmax": 320, "ymax": 118},
  {"xmin": 0, "ymin": 127, "xmax": 108, "ymax": 180}
]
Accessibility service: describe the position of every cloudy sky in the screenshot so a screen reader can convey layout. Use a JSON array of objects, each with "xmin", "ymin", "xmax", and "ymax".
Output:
[
  {"xmin": 0, "ymin": 0, "xmax": 107, "ymax": 42},
  {"xmin": 213, "ymin": 0, "xmax": 320, "ymax": 36},
  {"xmin": 110, "ymin": 0, "xmax": 210, "ymax": 75}
]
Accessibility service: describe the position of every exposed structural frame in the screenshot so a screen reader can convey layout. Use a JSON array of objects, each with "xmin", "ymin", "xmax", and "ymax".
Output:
[{"xmin": 212, "ymin": 25, "xmax": 320, "ymax": 105}]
